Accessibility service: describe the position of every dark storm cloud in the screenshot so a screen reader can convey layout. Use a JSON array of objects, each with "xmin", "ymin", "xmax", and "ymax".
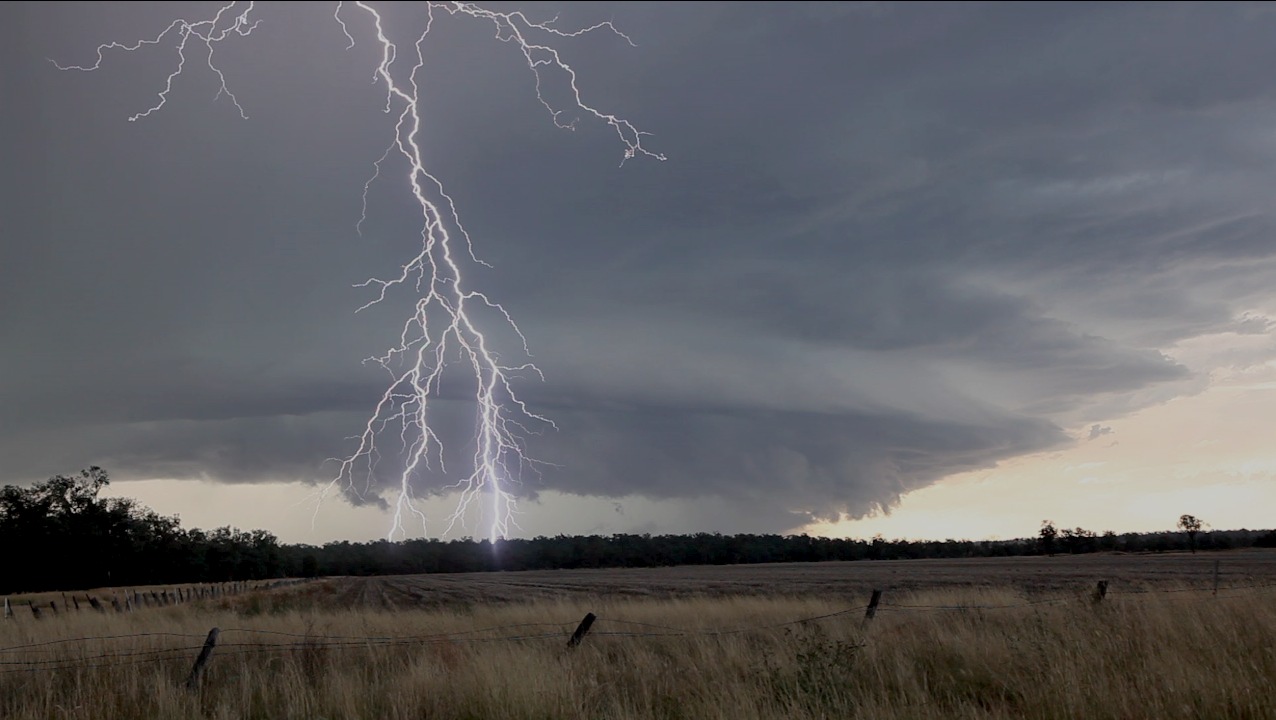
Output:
[
  {"xmin": 530, "ymin": 401, "xmax": 1066, "ymax": 522},
  {"xmin": 4, "ymin": 2, "xmax": 1276, "ymax": 532}
]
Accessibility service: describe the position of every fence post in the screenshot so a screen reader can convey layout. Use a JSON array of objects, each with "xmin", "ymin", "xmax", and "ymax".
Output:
[
  {"xmin": 49, "ymin": 601, "xmax": 58, "ymax": 615},
  {"xmin": 567, "ymin": 613, "xmax": 596, "ymax": 648},
  {"xmin": 1213, "ymin": 559, "xmax": 1220, "ymax": 596},
  {"xmin": 88, "ymin": 596, "xmax": 104, "ymax": 613},
  {"xmin": 185, "ymin": 628, "xmax": 221, "ymax": 691},
  {"xmin": 29, "ymin": 603, "xmax": 41, "ymax": 619},
  {"xmin": 72, "ymin": 596, "xmax": 81, "ymax": 611},
  {"xmin": 1093, "ymin": 580, "xmax": 1108, "ymax": 604},
  {"xmin": 3, "ymin": 598, "xmax": 10, "ymax": 619},
  {"xmin": 863, "ymin": 589, "xmax": 883, "ymax": 626}
]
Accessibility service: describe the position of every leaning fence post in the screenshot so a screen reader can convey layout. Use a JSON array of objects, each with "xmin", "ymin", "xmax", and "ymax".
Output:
[
  {"xmin": 1093, "ymin": 580, "xmax": 1108, "ymax": 604},
  {"xmin": 862, "ymin": 589, "xmax": 883, "ymax": 626},
  {"xmin": 72, "ymin": 596, "xmax": 81, "ymax": 611},
  {"xmin": 29, "ymin": 603, "xmax": 41, "ymax": 619},
  {"xmin": 88, "ymin": 596, "xmax": 104, "ymax": 613},
  {"xmin": 567, "ymin": 613, "xmax": 596, "ymax": 648},
  {"xmin": 185, "ymin": 628, "xmax": 221, "ymax": 691}
]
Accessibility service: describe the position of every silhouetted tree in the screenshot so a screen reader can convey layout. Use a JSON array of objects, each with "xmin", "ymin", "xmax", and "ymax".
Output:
[
  {"xmin": 1039, "ymin": 520, "xmax": 1058, "ymax": 556},
  {"xmin": 0, "ymin": 468, "xmax": 283, "ymax": 593},
  {"xmin": 1099, "ymin": 530, "xmax": 1118, "ymax": 551},
  {"xmin": 1060, "ymin": 527, "xmax": 1097, "ymax": 554},
  {"xmin": 1177, "ymin": 514, "xmax": 1204, "ymax": 554}
]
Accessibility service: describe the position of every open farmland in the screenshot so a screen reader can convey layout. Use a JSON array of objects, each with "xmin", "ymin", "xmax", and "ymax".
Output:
[
  {"xmin": 1, "ymin": 550, "xmax": 1274, "ymax": 719},
  {"xmin": 304, "ymin": 547, "xmax": 1276, "ymax": 610}
]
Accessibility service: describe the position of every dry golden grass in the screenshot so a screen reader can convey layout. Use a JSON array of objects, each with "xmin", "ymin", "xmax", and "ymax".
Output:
[{"xmin": 1, "ymin": 580, "xmax": 1273, "ymax": 719}]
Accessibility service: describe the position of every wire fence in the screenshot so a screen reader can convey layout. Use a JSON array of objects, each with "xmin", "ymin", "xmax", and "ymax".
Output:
[{"xmin": 0, "ymin": 577, "xmax": 1272, "ymax": 678}]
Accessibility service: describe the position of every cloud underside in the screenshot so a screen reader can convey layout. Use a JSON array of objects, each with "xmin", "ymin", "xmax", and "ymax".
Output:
[
  {"xmin": 0, "ymin": 395, "xmax": 1065, "ymax": 529},
  {"xmin": 5, "ymin": 3, "xmax": 1276, "ymax": 532}
]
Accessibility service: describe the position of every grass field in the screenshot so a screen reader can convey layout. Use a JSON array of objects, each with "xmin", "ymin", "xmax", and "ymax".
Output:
[
  {"xmin": 306, "ymin": 548, "xmax": 1276, "ymax": 609},
  {"xmin": 2, "ymin": 550, "xmax": 1275, "ymax": 719}
]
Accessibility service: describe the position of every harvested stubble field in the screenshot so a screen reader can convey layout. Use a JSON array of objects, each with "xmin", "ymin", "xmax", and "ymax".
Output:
[
  {"xmin": 2, "ymin": 549, "xmax": 1275, "ymax": 719},
  {"xmin": 310, "ymin": 548, "xmax": 1276, "ymax": 609}
]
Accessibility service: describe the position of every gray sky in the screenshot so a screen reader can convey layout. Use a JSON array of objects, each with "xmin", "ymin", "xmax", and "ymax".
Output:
[{"xmin": 4, "ymin": 2, "xmax": 1276, "ymax": 540}]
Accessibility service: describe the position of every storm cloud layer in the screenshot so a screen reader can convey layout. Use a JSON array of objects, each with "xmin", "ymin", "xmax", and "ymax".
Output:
[{"xmin": 4, "ymin": 2, "xmax": 1276, "ymax": 533}]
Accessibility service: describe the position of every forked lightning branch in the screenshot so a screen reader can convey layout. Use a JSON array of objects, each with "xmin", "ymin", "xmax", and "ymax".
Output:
[{"xmin": 55, "ymin": 1, "xmax": 663, "ymax": 541}]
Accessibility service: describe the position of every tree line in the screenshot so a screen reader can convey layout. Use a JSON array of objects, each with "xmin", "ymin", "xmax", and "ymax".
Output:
[
  {"xmin": 2, "ymin": 468, "xmax": 1273, "ymax": 594},
  {"xmin": 0, "ymin": 468, "xmax": 283, "ymax": 594}
]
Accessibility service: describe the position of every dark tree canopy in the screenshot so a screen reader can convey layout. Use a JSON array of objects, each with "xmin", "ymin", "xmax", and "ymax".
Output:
[
  {"xmin": 0, "ymin": 469, "xmax": 1270, "ymax": 594},
  {"xmin": 1178, "ymin": 514, "xmax": 1205, "ymax": 553},
  {"xmin": 0, "ymin": 468, "xmax": 282, "ymax": 594}
]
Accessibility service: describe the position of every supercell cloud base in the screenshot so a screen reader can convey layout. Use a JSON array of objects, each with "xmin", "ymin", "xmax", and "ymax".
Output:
[{"xmin": 4, "ymin": 2, "xmax": 1276, "ymax": 541}]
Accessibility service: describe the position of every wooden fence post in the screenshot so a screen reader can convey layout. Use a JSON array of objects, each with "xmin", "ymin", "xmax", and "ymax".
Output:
[
  {"xmin": 49, "ymin": 601, "xmax": 58, "ymax": 615},
  {"xmin": 1213, "ymin": 559, "xmax": 1220, "ymax": 596},
  {"xmin": 3, "ymin": 598, "xmax": 10, "ymax": 619},
  {"xmin": 567, "ymin": 613, "xmax": 596, "ymax": 648},
  {"xmin": 72, "ymin": 596, "xmax": 80, "ymax": 611},
  {"xmin": 185, "ymin": 628, "xmax": 221, "ymax": 691},
  {"xmin": 88, "ymin": 596, "xmax": 104, "ymax": 613},
  {"xmin": 863, "ymin": 589, "xmax": 883, "ymax": 626},
  {"xmin": 29, "ymin": 603, "xmax": 41, "ymax": 619},
  {"xmin": 1093, "ymin": 581, "xmax": 1108, "ymax": 604}
]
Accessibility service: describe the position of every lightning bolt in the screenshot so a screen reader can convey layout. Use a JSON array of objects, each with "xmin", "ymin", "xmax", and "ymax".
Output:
[{"xmin": 56, "ymin": 2, "xmax": 664, "ymax": 542}]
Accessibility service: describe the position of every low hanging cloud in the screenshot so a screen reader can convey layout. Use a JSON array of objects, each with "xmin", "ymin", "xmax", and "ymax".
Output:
[{"xmin": 4, "ymin": 3, "xmax": 1276, "ymax": 533}]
